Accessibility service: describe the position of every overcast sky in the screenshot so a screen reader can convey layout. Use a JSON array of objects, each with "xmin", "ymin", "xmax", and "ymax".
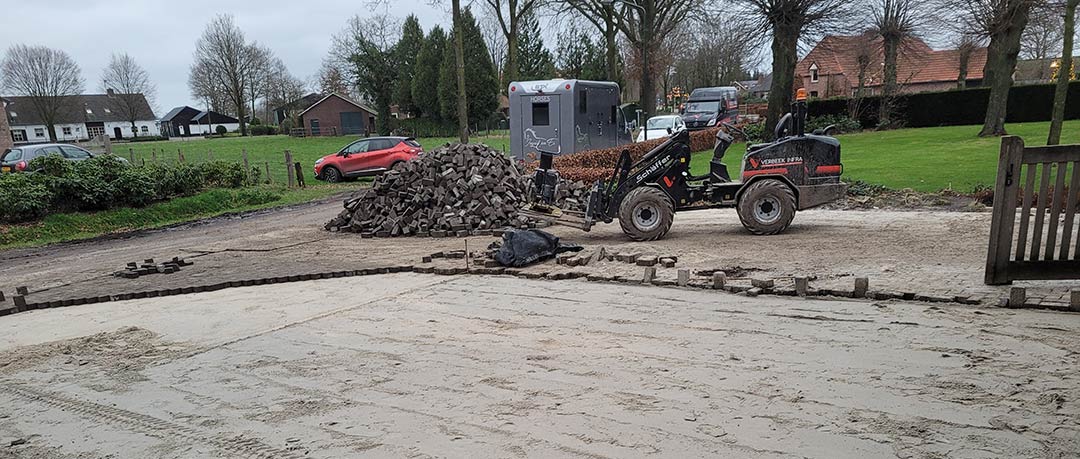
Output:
[{"xmin": 4, "ymin": 0, "xmax": 453, "ymax": 116}]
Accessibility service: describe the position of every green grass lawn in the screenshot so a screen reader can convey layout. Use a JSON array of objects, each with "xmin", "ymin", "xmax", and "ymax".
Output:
[
  {"xmin": 0, "ymin": 185, "xmax": 351, "ymax": 250},
  {"xmin": 114, "ymin": 133, "xmax": 511, "ymax": 184},
  {"xmin": 690, "ymin": 119, "xmax": 1080, "ymax": 192}
]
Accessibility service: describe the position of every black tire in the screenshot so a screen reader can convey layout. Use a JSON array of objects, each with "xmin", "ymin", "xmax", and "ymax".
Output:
[
  {"xmin": 737, "ymin": 179, "xmax": 796, "ymax": 235},
  {"xmin": 618, "ymin": 187, "xmax": 675, "ymax": 241},
  {"xmin": 390, "ymin": 161, "xmax": 406, "ymax": 171},
  {"xmin": 322, "ymin": 166, "xmax": 342, "ymax": 183}
]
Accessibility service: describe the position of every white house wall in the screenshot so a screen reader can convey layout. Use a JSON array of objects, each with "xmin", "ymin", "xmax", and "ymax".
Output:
[
  {"xmin": 9, "ymin": 120, "xmax": 160, "ymax": 143},
  {"xmin": 189, "ymin": 123, "xmax": 240, "ymax": 134}
]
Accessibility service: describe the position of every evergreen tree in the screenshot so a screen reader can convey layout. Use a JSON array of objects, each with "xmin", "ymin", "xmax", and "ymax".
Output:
[
  {"xmin": 555, "ymin": 29, "xmax": 607, "ymax": 81},
  {"xmin": 438, "ymin": 8, "xmax": 499, "ymax": 126},
  {"xmin": 513, "ymin": 10, "xmax": 555, "ymax": 80},
  {"xmin": 412, "ymin": 26, "xmax": 447, "ymax": 119},
  {"xmin": 394, "ymin": 15, "xmax": 424, "ymax": 117}
]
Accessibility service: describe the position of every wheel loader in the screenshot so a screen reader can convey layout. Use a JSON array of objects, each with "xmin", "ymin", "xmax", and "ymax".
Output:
[{"xmin": 525, "ymin": 90, "xmax": 848, "ymax": 241}]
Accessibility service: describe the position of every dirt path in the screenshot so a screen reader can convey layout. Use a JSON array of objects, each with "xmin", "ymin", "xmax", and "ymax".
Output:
[
  {"xmin": 1, "ymin": 274, "xmax": 1078, "ymax": 458},
  {"xmin": 0, "ymin": 201, "xmax": 1075, "ymax": 308}
]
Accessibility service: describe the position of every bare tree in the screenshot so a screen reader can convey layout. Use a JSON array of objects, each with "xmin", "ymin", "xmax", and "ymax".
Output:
[
  {"xmin": 244, "ymin": 45, "xmax": 272, "ymax": 123},
  {"xmin": 101, "ymin": 53, "xmax": 156, "ymax": 137},
  {"xmin": 943, "ymin": 0, "xmax": 1040, "ymax": 137},
  {"xmin": 954, "ymin": 32, "xmax": 983, "ymax": 88},
  {"xmin": 188, "ymin": 59, "xmax": 229, "ymax": 115},
  {"xmin": 1, "ymin": 44, "xmax": 84, "ymax": 142},
  {"xmin": 869, "ymin": 0, "xmax": 931, "ymax": 126},
  {"xmin": 191, "ymin": 14, "xmax": 263, "ymax": 136},
  {"xmin": 734, "ymin": 0, "xmax": 854, "ymax": 139},
  {"xmin": 315, "ymin": 58, "xmax": 351, "ymax": 96},
  {"xmin": 607, "ymin": 0, "xmax": 704, "ymax": 118},
  {"xmin": 671, "ymin": 17, "xmax": 760, "ymax": 92},
  {"xmin": 481, "ymin": 0, "xmax": 545, "ymax": 87},
  {"xmin": 560, "ymin": 0, "xmax": 622, "ymax": 83},
  {"xmin": 1021, "ymin": 2, "xmax": 1064, "ymax": 70},
  {"xmin": 331, "ymin": 14, "xmax": 401, "ymax": 135},
  {"xmin": 1049, "ymin": 0, "xmax": 1078, "ymax": 144},
  {"xmin": 479, "ymin": 9, "xmax": 509, "ymax": 88},
  {"xmin": 264, "ymin": 57, "xmax": 307, "ymax": 126}
]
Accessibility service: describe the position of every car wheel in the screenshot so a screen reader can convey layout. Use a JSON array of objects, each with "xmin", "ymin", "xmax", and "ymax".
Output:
[
  {"xmin": 737, "ymin": 179, "xmax": 796, "ymax": 235},
  {"xmin": 618, "ymin": 187, "xmax": 675, "ymax": 241},
  {"xmin": 322, "ymin": 166, "xmax": 342, "ymax": 183}
]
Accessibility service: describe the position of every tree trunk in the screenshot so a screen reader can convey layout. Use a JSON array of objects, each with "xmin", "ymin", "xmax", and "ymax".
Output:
[
  {"xmin": 237, "ymin": 103, "xmax": 248, "ymax": 136},
  {"xmin": 131, "ymin": 121, "xmax": 138, "ymax": 138},
  {"xmin": 638, "ymin": 2, "xmax": 656, "ymax": 118},
  {"xmin": 880, "ymin": 37, "xmax": 899, "ymax": 126},
  {"xmin": 765, "ymin": 23, "xmax": 800, "ymax": 141},
  {"xmin": 452, "ymin": 0, "xmax": 470, "ymax": 143},
  {"xmin": 1049, "ymin": 0, "xmax": 1078, "ymax": 145},
  {"xmin": 957, "ymin": 50, "xmax": 970, "ymax": 89},
  {"xmin": 604, "ymin": 5, "xmax": 618, "ymax": 82},
  {"xmin": 979, "ymin": 1, "xmax": 1032, "ymax": 137},
  {"xmin": 505, "ymin": 0, "xmax": 520, "ymax": 87},
  {"xmin": 47, "ymin": 123, "xmax": 58, "ymax": 143}
]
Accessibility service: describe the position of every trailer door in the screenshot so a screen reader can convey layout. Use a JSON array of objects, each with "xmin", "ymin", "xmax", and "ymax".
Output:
[{"xmin": 520, "ymin": 95, "xmax": 561, "ymax": 158}]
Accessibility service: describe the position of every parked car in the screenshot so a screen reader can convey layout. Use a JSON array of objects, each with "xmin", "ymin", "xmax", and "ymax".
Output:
[
  {"xmin": 1, "ymin": 143, "xmax": 117, "ymax": 173},
  {"xmin": 680, "ymin": 86, "xmax": 739, "ymax": 130},
  {"xmin": 636, "ymin": 115, "xmax": 686, "ymax": 142},
  {"xmin": 314, "ymin": 136, "xmax": 423, "ymax": 182}
]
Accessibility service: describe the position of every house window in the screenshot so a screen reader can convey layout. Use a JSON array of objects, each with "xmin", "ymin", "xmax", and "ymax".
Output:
[
  {"xmin": 810, "ymin": 91, "xmax": 819, "ymax": 98},
  {"xmin": 85, "ymin": 108, "xmax": 93, "ymax": 114},
  {"xmin": 87, "ymin": 126, "xmax": 105, "ymax": 138},
  {"xmin": 810, "ymin": 63, "xmax": 820, "ymax": 83},
  {"xmin": 34, "ymin": 128, "xmax": 45, "ymax": 138},
  {"xmin": 62, "ymin": 126, "xmax": 72, "ymax": 136},
  {"xmin": 11, "ymin": 130, "xmax": 26, "ymax": 142},
  {"xmin": 131, "ymin": 126, "xmax": 138, "ymax": 134},
  {"xmin": 532, "ymin": 103, "xmax": 550, "ymax": 126},
  {"xmin": 103, "ymin": 108, "xmax": 111, "ymax": 114},
  {"xmin": 579, "ymin": 90, "xmax": 588, "ymax": 114},
  {"xmin": 8, "ymin": 111, "xmax": 15, "ymax": 118},
  {"xmin": 141, "ymin": 126, "xmax": 149, "ymax": 134}
]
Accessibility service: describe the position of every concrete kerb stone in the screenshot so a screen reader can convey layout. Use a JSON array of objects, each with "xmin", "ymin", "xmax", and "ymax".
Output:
[{"xmin": 1071, "ymin": 290, "xmax": 1080, "ymax": 312}]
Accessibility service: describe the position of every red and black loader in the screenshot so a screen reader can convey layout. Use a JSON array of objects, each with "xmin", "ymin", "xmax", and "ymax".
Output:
[{"xmin": 526, "ymin": 89, "xmax": 848, "ymax": 241}]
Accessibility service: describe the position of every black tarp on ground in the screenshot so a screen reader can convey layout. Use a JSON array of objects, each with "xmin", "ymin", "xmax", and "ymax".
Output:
[{"xmin": 493, "ymin": 229, "xmax": 583, "ymax": 267}]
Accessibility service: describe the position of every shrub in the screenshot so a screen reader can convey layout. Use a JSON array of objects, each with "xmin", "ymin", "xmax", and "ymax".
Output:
[
  {"xmin": 250, "ymin": 124, "xmax": 278, "ymax": 136},
  {"xmin": 30, "ymin": 154, "xmax": 74, "ymax": 177},
  {"xmin": 114, "ymin": 167, "xmax": 158, "ymax": 207},
  {"xmin": 216, "ymin": 125, "xmax": 228, "ymax": 135},
  {"xmin": 128, "ymin": 135, "xmax": 167, "ymax": 143},
  {"xmin": 0, "ymin": 173, "xmax": 53, "ymax": 222},
  {"xmin": 198, "ymin": 161, "xmax": 249, "ymax": 188},
  {"xmin": 806, "ymin": 115, "xmax": 862, "ymax": 134},
  {"xmin": 741, "ymin": 122, "xmax": 766, "ymax": 143}
]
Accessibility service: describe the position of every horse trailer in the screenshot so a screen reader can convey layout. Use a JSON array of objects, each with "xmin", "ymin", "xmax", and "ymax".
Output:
[{"xmin": 508, "ymin": 79, "xmax": 629, "ymax": 160}]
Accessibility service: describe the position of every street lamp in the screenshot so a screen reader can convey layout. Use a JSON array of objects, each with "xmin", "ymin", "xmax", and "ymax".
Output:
[{"xmin": 600, "ymin": 0, "xmax": 649, "ymax": 139}]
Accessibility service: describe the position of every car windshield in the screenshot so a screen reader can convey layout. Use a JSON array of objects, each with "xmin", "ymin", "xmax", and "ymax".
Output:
[
  {"xmin": 685, "ymin": 101, "xmax": 721, "ymax": 114},
  {"xmin": 1, "ymin": 149, "xmax": 22, "ymax": 162},
  {"xmin": 646, "ymin": 118, "xmax": 675, "ymax": 129},
  {"xmin": 405, "ymin": 139, "xmax": 421, "ymax": 148}
]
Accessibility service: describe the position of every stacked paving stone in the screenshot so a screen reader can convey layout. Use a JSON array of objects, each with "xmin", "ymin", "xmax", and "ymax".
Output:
[{"xmin": 326, "ymin": 143, "xmax": 587, "ymax": 237}]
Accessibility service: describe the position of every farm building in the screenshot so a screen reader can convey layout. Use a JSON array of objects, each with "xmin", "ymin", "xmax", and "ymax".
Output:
[
  {"xmin": 3, "ymin": 91, "xmax": 159, "ymax": 144},
  {"xmin": 0, "ymin": 98, "xmax": 12, "ymax": 152},
  {"xmin": 297, "ymin": 93, "xmax": 377, "ymax": 136},
  {"xmin": 160, "ymin": 106, "xmax": 240, "ymax": 137},
  {"xmin": 273, "ymin": 93, "xmax": 323, "ymax": 126}
]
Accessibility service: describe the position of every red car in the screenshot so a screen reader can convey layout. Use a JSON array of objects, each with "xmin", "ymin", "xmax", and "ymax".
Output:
[{"xmin": 314, "ymin": 136, "xmax": 423, "ymax": 182}]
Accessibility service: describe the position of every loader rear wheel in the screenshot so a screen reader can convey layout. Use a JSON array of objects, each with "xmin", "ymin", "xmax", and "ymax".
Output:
[
  {"xmin": 619, "ymin": 187, "xmax": 675, "ymax": 241},
  {"xmin": 737, "ymin": 179, "xmax": 796, "ymax": 235}
]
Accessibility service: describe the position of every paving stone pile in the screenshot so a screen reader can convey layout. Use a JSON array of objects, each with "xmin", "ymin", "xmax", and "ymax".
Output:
[{"xmin": 325, "ymin": 143, "xmax": 587, "ymax": 237}]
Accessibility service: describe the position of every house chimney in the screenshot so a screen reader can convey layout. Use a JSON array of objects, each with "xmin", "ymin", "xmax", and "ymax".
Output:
[{"xmin": 107, "ymin": 88, "xmax": 115, "ymax": 97}]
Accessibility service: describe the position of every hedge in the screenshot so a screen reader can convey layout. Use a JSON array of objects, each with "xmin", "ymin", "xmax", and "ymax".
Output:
[
  {"xmin": 808, "ymin": 81, "xmax": 1080, "ymax": 128},
  {"xmin": 0, "ymin": 154, "xmax": 262, "ymax": 223}
]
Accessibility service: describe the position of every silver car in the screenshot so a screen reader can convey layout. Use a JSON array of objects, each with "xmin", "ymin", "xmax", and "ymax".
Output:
[{"xmin": 1, "ymin": 143, "xmax": 117, "ymax": 173}]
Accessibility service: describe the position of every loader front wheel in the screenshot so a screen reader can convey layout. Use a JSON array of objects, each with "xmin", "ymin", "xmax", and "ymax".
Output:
[
  {"xmin": 737, "ymin": 179, "xmax": 796, "ymax": 235},
  {"xmin": 619, "ymin": 187, "xmax": 675, "ymax": 241}
]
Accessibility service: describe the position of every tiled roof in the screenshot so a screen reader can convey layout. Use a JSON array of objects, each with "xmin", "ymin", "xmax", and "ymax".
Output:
[
  {"xmin": 799, "ymin": 35, "xmax": 987, "ymax": 88},
  {"xmin": 3, "ymin": 93, "xmax": 156, "ymax": 126}
]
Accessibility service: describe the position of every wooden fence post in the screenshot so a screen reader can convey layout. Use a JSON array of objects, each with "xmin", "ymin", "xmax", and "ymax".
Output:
[
  {"xmin": 285, "ymin": 150, "xmax": 295, "ymax": 188},
  {"xmin": 128, "ymin": 148, "xmax": 134, "ymax": 162},
  {"xmin": 985, "ymin": 136, "xmax": 1026, "ymax": 285},
  {"xmin": 151, "ymin": 148, "xmax": 157, "ymax": 162},
  {"xmin": 178, "ymin": 148, "xmax": 184, "ymax": 163},
  {"xmin": 103, "ymin": 135, "xmax": 112, "ymax": 155},
  {"xmin": 265, "ymin": 162, "xmax": 271, "ymax": 184},
  {"xmin": 208, "ymin": 149, "xmax": 214, "ymax": 161},
  {"xmin": 293, "ymin": 162, "xmax": 305, "ymax": 188}
]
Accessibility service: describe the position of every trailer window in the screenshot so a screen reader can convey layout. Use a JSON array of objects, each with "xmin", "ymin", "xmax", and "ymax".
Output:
[
  {"xmin": 610, "ymin": 106, "xmax": 617, "ymax": 124},
  {"xmin": 579, "ymin": 91, "xmax": 588, "ymax": 114},
  {"xmin": 532, "ymin": 103, "xmax": 550, "ymax": 126}
]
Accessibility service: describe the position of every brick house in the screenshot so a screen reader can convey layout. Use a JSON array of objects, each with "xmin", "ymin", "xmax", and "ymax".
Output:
[
  {"xmin": 297, "ymin": 93, "xmax": 377, "ymax": 136},
  {"xmin": 797, "ymin": 35, "xmax": 989, "ymax": 99},
  {"xmin": 0, "ymin": 98, "xmax": 12, "ymax": 152},
  {"xmin": 3, "ymin": 91, "xmax": 159, "ymax": 144}
]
